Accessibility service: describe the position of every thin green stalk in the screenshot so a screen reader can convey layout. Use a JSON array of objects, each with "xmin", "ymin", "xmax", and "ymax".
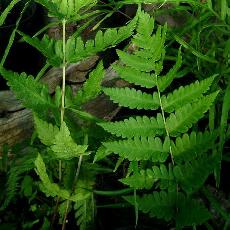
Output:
[
  {"xmin": 94, "ymin": 188, "xmax": 133, "ymax": 196},
  {"xmin": 155, "ymin": 75, "xmax": 175, "ymax": 165},
  {"xmin": 35, "ymin": 62, "xmax": 50, "ymax": 81},
  {"xmin": 1, "ymin": 1, "xmax": 30, "ymax": 66},
  {"xmin": 61, "ymin": 18, "xmax": 66, "ymax": 124}
]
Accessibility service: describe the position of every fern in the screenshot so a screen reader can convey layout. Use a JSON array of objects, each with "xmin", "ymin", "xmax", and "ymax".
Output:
[
  {"xmin": 172, "ymin": 131, "xmax": 218, "ymax": 163},
  {"xmin": 51, "ymin": 122, "xmax": 88, "ymax": 160},
  {"xmin": 0, "ymin": 153, "xmax": 36, "ymax": 210},
  {"xmin": 174, "ymin": 154, "xmax": 218, "ymax": 194},
  {"xmin": 120, "ymin": 164, "xmax": 175, "ymax": 190},
  {"xmin": 98, "ymin": 114, "xmax": 165, "ymax": 138},
  {"xmin": 35, "ymin": 0, "xmax": 97, "ymax": 20},
  {"xmin": 34, "ymin": 115, "xmax": 59, "ymax": 146},
  {"xmin": 35, "ymin": 154, "xmax": 70, "ymax": 199},
  {"xmin": 103, "ymin": 87, "xmax": 160, "ymax": 110},
  {"xmin": 162, "ymin": 75, "xmax": 216, "ymax": 112},
  {"xmin": 19, "ymin": 16, "xmax": 137, "ymax": 67},
  {"xmin": 73, "ymin": 61, "xmax": 105, "ymax": 106},
  {"xmin": 0, "ymin": 67, "xmax": 55, "ymax": 115},
  {"xmin": 97, "ymin": 9, "xmax": 218, "ymax": 228},
  {"xmin": 124, "ymin": 191, "xmax": 211, "ymax": 228},
  {"xmin": 166, "ymin": 92, "xmax": 219, "ymax": 136},
  {"xmin": 103, "ymin": 136, "xmax": 170, "ymax": 162}
]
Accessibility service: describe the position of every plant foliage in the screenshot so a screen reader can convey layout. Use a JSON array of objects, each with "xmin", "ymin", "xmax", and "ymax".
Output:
[{"xmin": 97, "ymin": 9, "xmax": 219, "ymax": 228}]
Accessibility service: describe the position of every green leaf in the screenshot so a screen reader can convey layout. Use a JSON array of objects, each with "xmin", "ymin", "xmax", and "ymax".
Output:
[
  {"xmin": 162, "ymin": 75, "xmax": 216, "ymax": 112},
  {"xmin": 34, "ymin": 153, "xmax": 70, "ymax": 199},
  {"xmin": 167, "ymin": 92, "xmax": 219, "ymax": 136},
  {"xmin": 34, "ymin": 115, "xmax": 59, "ymax": 146},
  {"xmin": 120, "ymin": 164, "xmax": 175, "ymax": 190},
  {"xmin": 174, "ymin": 154, "xmax": 218, "ymax": 194},
  {"xmin": 172, "ymin": 131, "xmax": 218, "ymax": 163},
  {"xmin": 66, "ymin": 16, "xmax": 138, "ymax": 63},
  {"xmin": 51, "ymin": 122, "xmax": 88, "ymax": 160},
  {"xmin": 103, "ymin": 137, "xmax": 170, "ymax": 162},
  {"xmin": 0, "ymin": 67, "xmax": 54, "ymax": 115},
  {"xmin": 98, "ymin": 114, "xmax": 165, "ymax": 138},
  {"xmin": 18, "ymin": 32, "xmax": 62, "ymax": 66},
  {"xmin": 116, "ymin": 50, "xmax": 156, "ymax": 72},
  {"xmin": 74, "ymin": 61, "xmax": 104, "ymax": 105},
  {"xmin": 112, "ymin": 64, "xmax": 156, "ymax": 88},
  {"xmin": 103, "ymin": 87, "xmax": 160, "ymax": 110},
  {"xmin": 158, "ymin": 47, "xmax": 182, "ymax": 92}
]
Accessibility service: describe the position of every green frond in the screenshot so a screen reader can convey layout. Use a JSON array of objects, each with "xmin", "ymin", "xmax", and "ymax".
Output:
[
  {"xmin": 167, "ymin": 91, "xmax": 219, "ymax": 136},
  {"xmin": 116, "ymin": 49, "xmax": 157, "ymax": 72},
  {"xmin": 103, "ymin": 87, "xmax": 160, "ymax": 110},
  {"xmin": 175, "ymin": 197, "xmax": 211, "ymax": 228},
  {"xmin": 18, "ymin": 32, "xmax": 62, "ymax": 66},
  {"xmin": 112, "ymin": 64, "xmax": 156, "ymax": 88},
  {"xmin": 73, "ymin": 61, "xmax": 104, "ymax": 106},
  {"xmin": 0, "ymin": 67, "xmax": 55, "ymax": 115},
  {"xmin": 172, "ymin": 131, "xmax": 218, "ymax": 163},
  {"xmin": 1, "ymin": 154, "xmax": 36, "ymax": 210},
  {"xmin": 98, "ymin": 114, "xmax": 165, "ymax": 138},
  {"xmin": 103, "ymin": 137, "xmax": 170, "ymax": 162},
  {"xmin": 162, "ymin": 75, "xmax": 216, "ymax": 112},
  {"xmin": 120, "ymin": 164, "xmax": 175, "ymax": 190},
  {"xmin": 66, "ymin": 16, "xmax": 138, "ymax": 64},
  {"xmin": 124, "ymin": 191, "xmax": 211, "ymax": 227},
  {"xmin": 74, "ymin": 195, "xmax": 94, "ymax": 230},
  {"xmin": 124, "ymin": 191, "xmax": 177, "ymax": 221},
  {"xmin": 34, "ymin": 115, "xmax": 59, "ymax": 146},
  {"xmin": 35, "ymin": 154, "xmax": 70, "ymax": 199},
  {"xmin": 35, "ymin": 0, "xmax": 96, "ymax": 20},
  {"xmin": 158, "ymin": 47, "xmax": 182, "ymax": 92},
  {"xmin": 51, "ymin": 122, "xmax": 88, "ymax": 160},
  {"xmin": 93, "ymin": 145, "xmax": 112, "ymax": 162},
  {"xmin": 174, "ymin": 154, "xmax": 218, "ymax": 194},
  {"xmin": 136, "ymin": 9, "xmax": 154, "ymax": 37}
]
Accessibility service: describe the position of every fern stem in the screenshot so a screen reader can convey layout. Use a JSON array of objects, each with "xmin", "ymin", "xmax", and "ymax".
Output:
[
  {"xmin": 61, "ymin": 18, "xmax": 66, "ymax": 123},
  {"xmin": 62, "ymin": 200, "xmax": 70, "ymax": 230},
  {"xmin": 59, "ymin": 19, "xmax": 67, "ymax": 182},
  {"xmin": 155, "ymin": 76, "xmax": 175, "ymax": 165},
  {"xmin": 35, "ymin": 62, "xmax": 50, "ymax": 81}
]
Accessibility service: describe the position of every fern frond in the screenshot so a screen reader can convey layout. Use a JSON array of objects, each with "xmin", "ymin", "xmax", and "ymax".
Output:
[
  {"xmin": 162, "ymin": 75, "xmax": 216, "ymax": 112},
  {"xmin": 35, "ymin": 0, "xmax": 96, "ymax": 19},
  {"xmin": 1, "ymin": 154, "xmax": 36, "ymax": 210},
  {"xmin": 112, "ymin": 64, "xmax": 156, "ymax": 88},
  {"xmin": 0, "ymin": 67, "xmax": 55, "ymax": 115},
  {"xmin": 158, "ymin": 47, "xmax": 182, "ymax": 92},
  {"xmin": 34, "ymin": 115, "xmax": 59, "ymax": 146},
  {"xmin": 98, "ymin": 114, "xmax": 165, "ymax": 138},
  {"xmin": 35, "ymin": 154, "xmax": 70, "ymax": 199},
  {"xmin": 172, "ymin": 131, "xmax": 218, "ymax": 163},
  {"xmin": 167, "ymin": 91, "xmax": 219, "ymax": 136},
  {"xmin": 73, "ymin": 61, "xmax": 104, "ymax": 105},
  {"xmin": 103, "ymin": 87, "xmax": 160, "ymax": 110},
  {"xmin": 124, "ymin": 191, "xmax": 211, "ymax": 227},
  {"xmin": 120, "ymin": 164, "xmax": 175, "ymax": 190},
  {"xmin": 116, "ymin": 49, "xmax": 156, "ymax": 72},
  {"xmin": 174, "ymin": 154, "xmax": 218, "ymax": 194},
  {"xmin": 18, "ymin": 32, "xmax": 62, "ymax": 66},
  {"xmin": 135, "ymin": 8, "xmax": 154, "ymax": 37},
  {"xmin": 66, "ymin": 16, "xmax": 137, "ymax": 63},
  {"xmin": 103, "ymin": 137, "xmax": 170, "ymax": 162},
  {"xmin": 175, "ymin": 197, "xmax": 211, "ymax": 228},
  {"xmin": 51, "ymin": 122, "xmax": 88, "ymax": 160},
  {"xmin": 124, "ymin": 191, "xmax": 177, "ymax": 221}
]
